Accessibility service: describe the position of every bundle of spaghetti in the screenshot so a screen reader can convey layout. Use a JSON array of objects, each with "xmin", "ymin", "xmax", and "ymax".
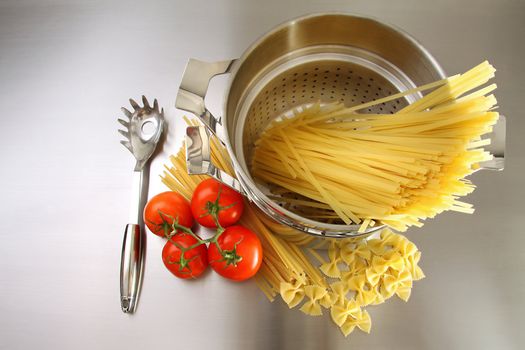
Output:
[
  {"xmin": 161, "ymin": 117, "xmax": 425, "ymax": 336},
  {"xmin": 251, "ymin": 61, "xmax": 499, "ymax": 231}
]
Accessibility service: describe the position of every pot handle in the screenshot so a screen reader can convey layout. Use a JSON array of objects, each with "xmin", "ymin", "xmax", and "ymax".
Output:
[
  {"xmin": 176, "ymin": 58, "xmax": 236, "ymax": 143},
  {"xmin": 185, "ymin": 125, "xmax": 245, "ymax": 194},
  {"xmin": 479, "ymin": 115, "xmax": 506, "ymax": 171}
]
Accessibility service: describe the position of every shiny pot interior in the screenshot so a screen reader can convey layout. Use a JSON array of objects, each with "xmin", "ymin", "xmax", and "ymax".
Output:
[{"xmin": 222, "ymin": 13, "xmax": 445, "ymax": 237}]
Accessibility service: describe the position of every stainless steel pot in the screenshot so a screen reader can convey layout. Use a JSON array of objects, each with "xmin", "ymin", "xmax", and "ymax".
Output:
[{"xmin": 176, "ymin": 13, "xmax": 505, "ymax": 238}]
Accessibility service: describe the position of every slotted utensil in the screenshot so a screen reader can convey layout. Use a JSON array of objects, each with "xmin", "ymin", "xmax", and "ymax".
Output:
[{"xmin": 118, "ymin": 96, "xmax": 164, "ymax": 313}]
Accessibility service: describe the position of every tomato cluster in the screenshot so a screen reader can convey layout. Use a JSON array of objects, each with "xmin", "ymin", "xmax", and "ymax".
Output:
[{"xmin": 144, "ymin": 179, "xmax": 263, "ymax": 282}]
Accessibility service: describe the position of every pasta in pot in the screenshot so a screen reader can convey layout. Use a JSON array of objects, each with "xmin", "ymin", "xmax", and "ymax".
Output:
[{"xmin": 251, "ymin": 61, "xmax": 499, "ymax": 231}]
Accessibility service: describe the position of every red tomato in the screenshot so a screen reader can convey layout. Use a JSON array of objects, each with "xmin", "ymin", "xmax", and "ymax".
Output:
[
  {"xmin": 162, "ymin": 233, "xmax": 208, "ymax": 279},
  {"xmin": 144, "ymin": 191, "xmax": 194, "ymax": 237},
  {"xmin": 191, "ymin": 179, "xmax": 244, "ymax": 228},
  {"xmin": 208, "ymin": 225, "xmax": 262, "ymax": 281}
]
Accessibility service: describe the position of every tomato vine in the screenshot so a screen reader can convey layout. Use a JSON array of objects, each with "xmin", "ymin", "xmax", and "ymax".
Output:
[{"xmin": 159, "ymin": 190, "xmax": 244, "ymax": 275}]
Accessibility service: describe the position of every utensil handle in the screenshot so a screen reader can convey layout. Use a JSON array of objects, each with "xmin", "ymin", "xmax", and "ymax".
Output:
[
  {"xmin": 120, "ymin": 223, "xmax": 144, "ymax": 313},
  {"xmin": 120, "ymin": 168, "xmax": 148, "ymax": 313},
  {"xmin": 176, "ymin": 58, "xmax": 236, "ymax": 143},
  {"xmin": 185, "ymin": 125, "xmax": 244, "ymax": 194},
  {"xmin": 128, "ymin": 169, "xmax": 148, "ymax": 224}
]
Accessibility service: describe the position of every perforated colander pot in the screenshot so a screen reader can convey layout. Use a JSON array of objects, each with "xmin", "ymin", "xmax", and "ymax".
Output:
[{"xmin": 176, "ymin": 13, "xmax": 446, "ymax": 238}]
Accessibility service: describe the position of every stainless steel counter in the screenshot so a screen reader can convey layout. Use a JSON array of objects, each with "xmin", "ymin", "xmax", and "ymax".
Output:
[{"xmin": 0, "ymin": 1, "xmax": 524, "ymax": 349}]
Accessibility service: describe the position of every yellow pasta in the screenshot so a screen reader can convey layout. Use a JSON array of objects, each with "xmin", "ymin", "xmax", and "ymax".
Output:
[
  {"xmin": 319, "ymin": 242, "xmax": 342, "ymax": 278},
  {"xmin": 251, "ymin": 61, "xmax": 499, "ymax": 230},
  {"xmin": 300, "ymin": 285, "xmax": 329, "ymax": 316},
  {"xmin": 161, "ymin": 117, "xmax": 425, "ymax": 337},
  {"xmin": 329, "ymin": 281, "xmax": 350, "ymax": 306},
  {"xmin": 279, "ymin": 278, "xmax": 306, "ymax": 308},
  {"xmin": 330, "ymin": 298, "xmax": 360, "ymax": 327}
]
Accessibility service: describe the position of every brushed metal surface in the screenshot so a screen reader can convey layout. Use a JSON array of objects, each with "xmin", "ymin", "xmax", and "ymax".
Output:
[{"xmin": 0, "ymin": 1, "xmax": 524, "ymax": 350}]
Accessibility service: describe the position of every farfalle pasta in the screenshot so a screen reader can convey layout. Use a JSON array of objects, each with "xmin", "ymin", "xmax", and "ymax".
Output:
[
  {"xmin": 331, "ymin": 298, "xmax": 360, "ymax": 327},
  {"xmin": 383, "ymin": 269, "xmax": 413, "ymax": 301},
  {"xmin": 346, "ymin": 273, "xmax": 366, "ymax": 293},
  {"xmin": 356, "ymin": 284, "xmax": 380, "ymax": 306},
  {"xmin": 320, "ymin": 242, "xmax": 342, "ymax": 278},
  {"xmin": 329, "ymin": 281, "xmax": 349, "ymax": 306},
  {"xmin": 300, "ymin": 285, "xmax": 330, "ymax": 316},
  {"xmin": 280, "ymin": 277, "xmax": 306, "ymax": 308},
  {"xmin": 307, "ymin": 229, "xmax": 424, "ymax": 336},
  {"xmin": 340, "ymin": 241, "xmax": 372, "ymax": 265},
  {"xmin": 343, "ymin": 310, "xmax": 372, "ymax": 335}
]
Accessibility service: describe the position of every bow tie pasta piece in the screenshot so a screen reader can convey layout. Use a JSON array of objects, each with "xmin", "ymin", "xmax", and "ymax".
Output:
[
  {"xmin": 379, "ymin": 229, "xmax": 414, "ymax": 256},
  {"xmin": 341, "ymin": 256, "xmax": 368, "ymax": 280},
  {"xmin": 370, "ymin": 287, "xmax": 385, "ymax": 305},
  {"xmin": 319, "ymin": 291, "xmax": 333, "ymax": 308},
  {"xmin": 328, "ymin": 240, "xmax": 339, "ymax": 259},
  {"xmin": 339, "ymin": 242, "xmax": 357, "ymax": 265},
  {"xmin": 397, "ymin": 238, "xmax": 419, "ymax": 257},
  {"xmin": 323, "ymin": 241, "xmax": 343, "ymax": 278},
  {"xmin": 354, "ymin": 309, "xmax": 372, "ymax": 333},
  {"xmin": 380, "ymin": 229, "xmax": 398, "ymax": 242},
  {"xmin": 340, "ymin": 320, "xmax": 357, "ymax": 337},
  {"xmin": 300, "ymin": 298, "xmax": 322, "ymax": 316},
  {"xmin": 339, "ymin": 241, "xmax": 371, "ymax": 265},
  {"xmin": 279, "ymin": 271, "xmax": 309, "ymax": 308},
  {"xmin": 280, "ymin": 282, "xmax": 305, "ymax": 308},
  {"xmin": 353, "ymin": 257, "xmax": 369, "ymax": 275},
  {"xmin": 355, "ymin": 242, "xmax": 372, "ymax": 260},
  {"xmin": 320, "ymin": 259, "xmax": 342, "ymax": 278},
  {"xmin": 312, "ymin": 242, "xmax": 343, "ymax": 278},
  {"xmin": 331, "ymin": 298, "xmax": 361, "ymax": 327},
  {"xmin": 379, "ymin": 282, "xmax": 396, "ymax": 300},
  {"xmin": 395, "ymin": 284, "xmax": 412, "ymax": 302},
  {"xmin": 371, "ymin": 255, "xmax": 390, "ymax": 274},
  {"xmin": 383, "ymin": 269, "xmax": 414, "ymax": 302},
  {"xmin": 365, "ymin": 267, "xmax": 382, "ymax": 286},
  {"xmin": 293, "ymin": 271, "xmax": 308, "ymax": 286},
  {"xmin": 300, "ymin": 285, "xmax": 328, "ymax": 316},
  {"xmin": 330, "ymin": 281, "xmax": 350, "ymax": 306},
  {"xmin": 346, "ymin": 274, "xmax": 367, "ymax": 293},
  {"xmin": 340, "ymin": 309, "xmax": 372, "ymax": 336},
  {"xmin": 356, "ymin": 285, "xmax": 379, "ymax": 306},
  {"xmin": 382, "ymin": 250, "xmax": 405, "ymax": 271},
  {"xmin": 365, "ymin": 255, "xmax": 390, "ymax": 286},
  {"xmin": 366, "ymin": 238, "xmax": 388, "ymax": 255},
  {"xmin": 405, "ymin": 251, "xmax": 425, "ymax": 281},
  {"xmin": 347, "ymin": 273, "xmax": 381, "ymax": 306},
  {"xmin": 411, "ymin": 264, "xmax": 425, "ymax": 281}
]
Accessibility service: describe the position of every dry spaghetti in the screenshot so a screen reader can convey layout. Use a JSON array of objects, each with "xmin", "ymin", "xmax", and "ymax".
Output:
[{"xmin": 251, "ymin": 61, "xmax": 499, "ymax": 231}]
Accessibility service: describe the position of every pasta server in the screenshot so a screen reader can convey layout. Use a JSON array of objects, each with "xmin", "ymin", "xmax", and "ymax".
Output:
[{"xmin": 118, "ymin": 96, "xmax": 164, "ymax": 313}]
